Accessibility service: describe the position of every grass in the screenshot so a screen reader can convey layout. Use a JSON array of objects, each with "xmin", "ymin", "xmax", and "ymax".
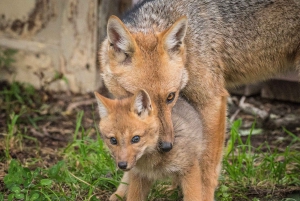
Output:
[
  {"xmin": 218, "ymin": 120, "xmax": 300, "ymax": 201},
  {"xmin": 1, "ymin": 112, "xmax": 121, "ymax": 201},
  {"xmin": 0, "ymin": 82, "xmax": 300, "ymax": 201},
  {"xmin": 0, "ymin": 83, "xmax": 121, "ymax": 200},
  {"xmin": 0, "ymin": 48, "xmax": 17, "ymax": 70}
]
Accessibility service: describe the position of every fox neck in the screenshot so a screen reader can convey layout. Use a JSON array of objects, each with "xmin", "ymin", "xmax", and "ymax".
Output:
[{"xmin": 135, "ymin": 147, "xmax": 163, "ymax": 168}]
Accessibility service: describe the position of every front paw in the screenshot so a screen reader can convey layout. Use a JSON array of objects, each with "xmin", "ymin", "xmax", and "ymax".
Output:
[{"xmin": 109, "ymin": 193, "xmax": 125, "ymax": 201}]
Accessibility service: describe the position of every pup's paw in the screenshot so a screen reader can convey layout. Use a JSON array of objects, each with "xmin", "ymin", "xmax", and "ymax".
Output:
[{"xmin": 109, "ymin": 193, "xmax": 124, "ymax": 201}]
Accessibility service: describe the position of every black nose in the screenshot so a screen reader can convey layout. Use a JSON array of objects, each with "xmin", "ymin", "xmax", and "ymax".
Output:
[
  {"xmin": 159, "ymin": 142, "xmax": 173, "ymax": 152},
  {"xmin": 118, "ymin": 161, "xmax": 128, "ymax": 169}
]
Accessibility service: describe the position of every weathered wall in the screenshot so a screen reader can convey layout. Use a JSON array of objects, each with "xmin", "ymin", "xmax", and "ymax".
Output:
[
  {"xmin": 0, "ymin": 0, "xmax": 133, "ymax": 93},
  {"xmin": 0, "ymin": 0, "xmax": 99, "ymax": 93}
]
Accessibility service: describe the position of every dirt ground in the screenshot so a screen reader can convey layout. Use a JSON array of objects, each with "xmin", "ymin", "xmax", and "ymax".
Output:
[
  {"xmin": 227, "ymin": 94, "xmax": 300, "ymax": 150},
  {"xmin": 0, "ymin": 82, "xmax": 300, "ymax": 198}
]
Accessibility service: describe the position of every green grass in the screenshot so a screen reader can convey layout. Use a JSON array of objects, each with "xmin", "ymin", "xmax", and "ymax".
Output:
[
  {"xmin": 217, "ymin": 119, "xmax": 300, "ymax": 201},
  {"xmin": 0, "ymin": 48, "xmax": 17, "ymax": 69},
  {"xmin": 0, "ymin": 82, "xmax": 300, "ymax": 201},
  {"xmin": 1, "ymin": 111, "xmax": 121, "ymax": 201}
]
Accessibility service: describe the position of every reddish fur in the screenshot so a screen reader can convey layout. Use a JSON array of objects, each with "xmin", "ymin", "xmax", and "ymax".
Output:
[
  {"xmin": 99, "ymin": 2, "xmax": 300, "ymax": 199},
  {"xmin": 95, "ymin": 91, "xmax": 206, "ymax": 200}
]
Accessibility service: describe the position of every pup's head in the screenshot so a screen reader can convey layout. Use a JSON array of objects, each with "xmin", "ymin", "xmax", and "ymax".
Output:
[
  {"xmin": 100, "ymin": 16, "xmax": 189, "ymax": 151},
  {"xmin": 95, "ymin": 90, "xmax": 160, "ymax": 171}
]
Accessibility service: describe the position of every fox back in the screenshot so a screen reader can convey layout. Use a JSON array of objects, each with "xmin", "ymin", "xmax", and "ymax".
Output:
[{"xmin": 101, "ymin": 0, "xmax": 300, "ymax": 93}]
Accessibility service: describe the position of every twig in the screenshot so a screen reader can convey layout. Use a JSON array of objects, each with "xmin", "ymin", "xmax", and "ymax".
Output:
[
  {"xmin": 230, "ymin": 108, "xmax": 241, "ymax": 123},
  {"xmin": 68, "ymin": 171, "xmax": 111, "ymax": 196},
  {"xmin": 30, "ymin": 127, "xmax": 67, "ymax": 141},
  {"xmin": 69, "ymin": 171, "xmax": 93, "ymax": 187},
  {"xmin": 238, "ymin": 96, "xmax": 269, "ymax": 120},
  {"xmin": 30, "ymin": 128, "xmax": 49, "ymax": 138},
  {"xmin": 65, "ymin": 99, "xmax": 96, "ymax": 114}
]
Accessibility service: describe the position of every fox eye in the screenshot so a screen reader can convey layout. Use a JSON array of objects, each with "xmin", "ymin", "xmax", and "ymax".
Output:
[
  {"xmin": 166, "ymin": 92, "xmax": 176, "ymax": 104},
  {"xmin": 131, "ymin": 136, "xmax": 140, "ymax": 144},
  {"xmin": 110, "ymin": 137, "xmax": 117, "ymax": 145}
]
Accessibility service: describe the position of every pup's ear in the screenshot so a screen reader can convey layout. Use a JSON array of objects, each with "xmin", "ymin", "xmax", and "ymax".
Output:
[
  {"xmin": 107, "ymin": 15, "xmax": 135, "ymax": 59},
  {"xmin": 94, "ymin": 92, "xmax": 113, "ymax": 119},
  {"xmin": 162, "ymin": 16, "xmax": 188, "ymax": 54},
  {"xmin": 132, "ymin": 89, "xmax": 152, "ymax": 118}
]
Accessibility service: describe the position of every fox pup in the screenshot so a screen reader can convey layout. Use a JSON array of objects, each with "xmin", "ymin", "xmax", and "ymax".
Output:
[
  {"xmin": 100, "ymin": 0, "xmax": 300, "ymax": 199},
  {"xmin": 95, "ymin": 90, "xmax": 205, "ymax": 201}
]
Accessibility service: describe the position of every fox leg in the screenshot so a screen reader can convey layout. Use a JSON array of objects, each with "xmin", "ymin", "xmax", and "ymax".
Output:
[
  {"xmin": 180, "ymin": 158, "xmax": 202, "ymax": 201},
  {"xmin": 109, "ymin": 172, "xmax": 130, "ymax": 201},
  {"xmin": 126, "ymin": 171, "xmax": 153, "ymax": 201},
  {"xmin": 198, "ymin": 94, "xmax": 228, "ymax": 201}
]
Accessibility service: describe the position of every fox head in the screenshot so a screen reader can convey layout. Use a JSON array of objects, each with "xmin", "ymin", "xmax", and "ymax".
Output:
[
  {"xmin": 100, "ymin": 15, "xmax": 189, "ymax": 151},
  {"xmin": 95, "ymin": 90, "xmax": 160, "ymax": 171}
]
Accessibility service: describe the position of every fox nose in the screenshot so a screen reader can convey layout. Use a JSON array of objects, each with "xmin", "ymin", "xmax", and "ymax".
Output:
[
  {"xmin": 159, "ymin": 142, "xmax": 173, "ymax": 152},
  {"xmin": 118, "ymin": 161, "xmax": 128, "ymax": 170}
]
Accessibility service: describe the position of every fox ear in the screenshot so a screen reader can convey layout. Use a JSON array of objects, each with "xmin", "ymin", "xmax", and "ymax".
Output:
[
  {"xmin": 162, "ymin": 16, "xmax": 188, "ymax": 54},
  {"xmin": 94, "ymin": 92, "xmax": 111, "ymax": 119},
  {"xmin": 180, "ymin": 68, "xmax": 189, "ymax": 89},
  {"xmin": 107, "ymin": 15, "xmax": 135, "ymax": 56},
  {"xmin": 132, "ymin": 89, "xmax": 152, "ymax": 118}
]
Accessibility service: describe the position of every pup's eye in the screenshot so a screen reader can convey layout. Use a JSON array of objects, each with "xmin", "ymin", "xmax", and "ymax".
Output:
[
  {"xmin": 110, "ymin": 137, "xmax": 117, "ymax": 145},
  {"xmin": 166, "ymin": 92, "xmax": 176, "ymax": 104},
  {"xmin": 131, "ymin": 136, "xmax": 140, "ymax": 144}
]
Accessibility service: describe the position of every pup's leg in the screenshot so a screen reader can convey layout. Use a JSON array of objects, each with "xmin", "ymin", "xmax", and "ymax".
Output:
[
  {"xmin": 159, "ymin": 176, "xmax": 180, "ymax": 196},
  {"xmin": 126, "ymin": 171, "xmax": 153, "ymax": 201},
  {"xmin": 180, "ymin": 158, "xmax": 202, "ymax": 201},
  {"xmin": 109, "ymin": 172, "xmax": 129, "ymax": 201}
]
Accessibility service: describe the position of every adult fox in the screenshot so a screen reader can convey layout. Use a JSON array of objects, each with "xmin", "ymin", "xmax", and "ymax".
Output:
[
  {"xmin": 99, "ymin": 0, "xmax": 300, "ymax": 199},
  {"xmin": 95, "ymin": 90, "xmax": 205, "ymax": 200}
]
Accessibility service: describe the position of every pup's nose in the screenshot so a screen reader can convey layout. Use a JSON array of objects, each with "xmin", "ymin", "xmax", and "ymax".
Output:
[
  {"xmin": 159, "ymin": 142, "xmax": 173, "ymax": 152},
  {"xmin": 118, "ymin": 161, "xmax": 128, "ymax": 170}
]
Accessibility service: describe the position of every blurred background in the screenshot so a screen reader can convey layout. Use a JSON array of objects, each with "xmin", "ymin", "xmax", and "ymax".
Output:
[
  {"xmin": 0, "ymin": 0, "xmax": 133, "ymax": 93},
  {"xmin": 0, "ymin": 0, "xmax": 299, "ymax": 102}
]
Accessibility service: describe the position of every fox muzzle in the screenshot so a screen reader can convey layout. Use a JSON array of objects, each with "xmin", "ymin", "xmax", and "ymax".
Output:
[
  {"xmin": 118, "ymin": 161, "xmax": 128, "ymax": 170},
  {"xmin": 159, "ymin": 141, "xmax": 173, "ymax": 152}
]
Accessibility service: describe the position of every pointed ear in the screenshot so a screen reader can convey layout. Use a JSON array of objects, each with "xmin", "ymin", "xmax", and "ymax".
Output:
[
  {"xmin": 132, "ymin": 89, "xmax": 152, "ymax": 118},
  {"xmin": 162, "ymin": 16, "xmax": 188, "ymax": 53},
  {"xmin": 94, "ymin": 92, "xmax": 112, "ymax": 119},
  {"xmin": 180, "ymin": 68, "xmax": 189, "ymax": 89},
  {"xmin": 107, "ymin": 15, "xmax": 135, "ymax": 54}
]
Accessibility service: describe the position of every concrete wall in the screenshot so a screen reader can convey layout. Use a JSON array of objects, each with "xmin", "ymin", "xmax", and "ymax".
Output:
[
  {"xmin": 0, "ymin": 0, "xmax": 133, "ymax": 93},
  {"xmin": 0, "ymin": 0, "xmax": 99, "ymax": 93}
]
